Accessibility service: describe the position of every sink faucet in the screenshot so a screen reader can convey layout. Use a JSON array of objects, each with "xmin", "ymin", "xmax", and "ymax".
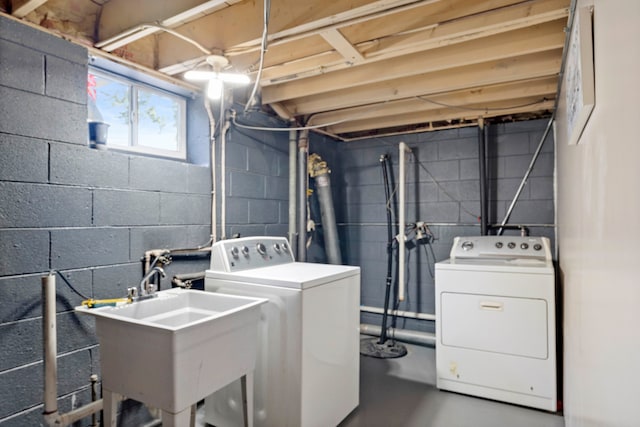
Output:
[{"xmin": 129, "ymin": 266, "xmax": 165, "ymax": 301}]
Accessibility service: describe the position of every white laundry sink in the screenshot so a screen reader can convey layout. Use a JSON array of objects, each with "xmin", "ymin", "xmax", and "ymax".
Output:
[{"xmin": 76, "ymin": 288, "xmax": 266, "ymax": 413}]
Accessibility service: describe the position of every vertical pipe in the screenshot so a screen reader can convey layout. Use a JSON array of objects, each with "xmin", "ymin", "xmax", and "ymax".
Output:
[
  {"xmin": 315, "ymin": 171, "xmax": 342, "ymax": 264},
  {"xmin": 204, "ymin": 97, "xmax": 217, "ymax": 243},
  {"xmin": 297, "ymin": 129, "xmax": 309, "ymax": 262},
  {"xmin": 42, "ymin": 274, "xmax": 58, "ymax": 416},
  {"xmin": 398, "ymin": 142, "xmax": 410, "ymax": 302},
  {"xmin": 378, "ymin": 155, "xmax": 393, "ymax": 344},
  {"xmin": 288, "ymin": 125, "xmax": 298, "ymax": 256},
  {"xmin": 478, "ymin": 119, "xmax": 488, "ymax": 236},
  {"xmin": 220, "ymin": 92, "xmax": 227, "ymax": 239}
]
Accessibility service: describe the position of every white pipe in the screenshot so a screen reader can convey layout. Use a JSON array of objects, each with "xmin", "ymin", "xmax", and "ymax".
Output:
[
  {"xmin": 398, "ymin": 142, "xmax": 411, "ymax": 301},
  {"xmin": 288, "ymin": 126, "xmax": 297, "ymax": 254},
  {"xmin": 43, "ymin": 274, "xmax": 57, "ymax": 416},
  {"xmin": 204, "ymin": 97, "xmax": 217, "ymax": 243},
  {"xmin": 220, "ymin": 97, "xmax": 230, "ymax": 240},
  {"xmin": 360, "ymin": 305, "xmax": 435, "ymax": 321},
  {"xmin": 57, "ymin": 400, "xmax": 104, "ymax": 426},
  {"xmin": 360, "ymin": 323, "xmax": 435, "ymax": 347}
]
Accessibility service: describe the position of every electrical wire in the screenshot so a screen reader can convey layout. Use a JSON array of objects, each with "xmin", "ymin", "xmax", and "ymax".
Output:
[
  {"xmin": 415, "ymin": 95, "xmax": 550, "ymax": 112},
  {"xmin": 244, "ymin": 0, "xmax": 271, "ymax": 112},
  {"xmin": 55, "ymin": 271, "xmax": 90, "ymax": 300}
]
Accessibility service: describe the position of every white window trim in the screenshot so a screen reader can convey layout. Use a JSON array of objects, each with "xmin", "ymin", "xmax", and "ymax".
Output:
[{"xmin": 90, "ymin": 67, "xmax": 187, "ymax": 160}]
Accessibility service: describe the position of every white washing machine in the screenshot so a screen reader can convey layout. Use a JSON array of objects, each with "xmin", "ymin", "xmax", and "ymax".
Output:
[
  {"xmin": 203, "ymin": 236, "xmax": 360, "ymax": 427},
  {"xmin": 435, "ymin": 236, "xmax": 557, "ymax": 411}
]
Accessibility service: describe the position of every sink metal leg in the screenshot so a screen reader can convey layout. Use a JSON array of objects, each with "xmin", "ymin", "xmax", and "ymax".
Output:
[
  {"xmin": 103, "ymin": 390, "xmax": 119, "ymax": 427},
  {"xmin": 161, "ymin": 408, "xmax": 191, "ymax": 427},
  {"xmin": 241, "ymin": 372, "xmax": 254, "ymax": 427}
]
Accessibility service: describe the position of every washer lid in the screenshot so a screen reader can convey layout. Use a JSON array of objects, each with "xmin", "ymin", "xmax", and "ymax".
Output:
[
  {"xmin": 436, "ymin": 258, "xmax": 554, "ymax": 274},
  {"xmin": 206, "ymin": 262, "xmax": 360, "ymax": 289}
]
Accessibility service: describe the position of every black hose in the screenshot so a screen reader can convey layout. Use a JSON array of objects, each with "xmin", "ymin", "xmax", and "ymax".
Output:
[{"xmin": 378, "ymin": 154, "xmax": 394, "ymax": 345}]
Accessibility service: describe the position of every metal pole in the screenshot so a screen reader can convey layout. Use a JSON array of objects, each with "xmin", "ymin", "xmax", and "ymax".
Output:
[
  {"xmin": 288, "ymin": 125, "xmax": 298, "ymax": 256},
  {"xmin": 498, "ymin": 117, "xmax": 554, "ymax": 235},
  {"xmin": 378, "ymin": 155, "xmax": 394, "ymax": 344},
  {"xmin": 478, "ymin": 119, "xmax": 488, "ymax": 235},
  {"xmin": 297, "ymin": 129, "xmax": 309, "ymax": 262},
  {"xmin": 398, "ymin": 142, "xmax": 410, "ymax": 301}
]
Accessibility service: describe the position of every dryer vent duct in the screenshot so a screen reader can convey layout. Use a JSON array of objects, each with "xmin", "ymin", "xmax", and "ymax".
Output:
[{"xmin": 309, "ymin": 153, "xmax": 342, "ymax": 265}]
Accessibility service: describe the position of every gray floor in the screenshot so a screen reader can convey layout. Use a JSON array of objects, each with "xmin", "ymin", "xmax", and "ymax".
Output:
[
  {"xmin": 196, "ymin": 341, "xmax": 564, "ymax": 427},
  {"xmin": 338, "ymin": 341, "xmax": 564, "ymax": 427}
]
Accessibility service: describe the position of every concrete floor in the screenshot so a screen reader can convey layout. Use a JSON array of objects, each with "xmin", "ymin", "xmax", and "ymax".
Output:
[
  {"xmin": 338, "ymin": 340, "xmax": 564, "ymax": 427},
  {"xmin": 197, "ymin": 340, "xmax": 564, "ymax": 427}
]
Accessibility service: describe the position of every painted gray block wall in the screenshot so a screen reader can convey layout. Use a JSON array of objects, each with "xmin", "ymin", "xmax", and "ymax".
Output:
[
  {"xmin": 0, "ymin": 16, "xmax": 214, "ymax": 425},
  {"xmin": 310, "ymin": 120, "xmax": 555, "ymax": 334}
]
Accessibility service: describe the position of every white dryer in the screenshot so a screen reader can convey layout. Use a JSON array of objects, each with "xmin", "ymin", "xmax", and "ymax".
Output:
[
  {"xmin": 435, "ymin": 236, "xmax": 557, "ymax": 411},
  {"xmin": 203, "ymin": 236, "xmax": 360, "ymax": 427}
]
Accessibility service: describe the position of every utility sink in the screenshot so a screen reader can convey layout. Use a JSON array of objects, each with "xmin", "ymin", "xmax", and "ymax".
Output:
[{"xmin": 76, "ymin": 288, "xmax": 267, "ymax": 414}]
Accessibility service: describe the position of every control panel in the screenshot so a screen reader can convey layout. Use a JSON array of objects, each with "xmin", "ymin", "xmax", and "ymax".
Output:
[
  {"xmin": 450, "ymin": 236, "xmax": 551, "ymax": 261},
  {"xmin": 210, "ymin": 236, "xmax": 295, "ymax": 272}
]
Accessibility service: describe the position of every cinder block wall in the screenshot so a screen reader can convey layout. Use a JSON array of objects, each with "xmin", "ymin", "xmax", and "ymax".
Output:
[
  {"xmin": 310, "ymin": 120, "xmax": 555, "ymax": 333},
  {"xmin": 0, "ymin": 16, "xmax": 268, "ymax": 426}
]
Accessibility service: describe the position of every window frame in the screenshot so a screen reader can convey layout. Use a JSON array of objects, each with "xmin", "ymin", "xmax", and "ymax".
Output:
[{"xmin": 89, "ymin": 66, "xmax": 188, "ymax": 160}]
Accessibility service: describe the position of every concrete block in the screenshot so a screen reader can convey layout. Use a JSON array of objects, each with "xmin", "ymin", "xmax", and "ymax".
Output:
[
  {"xmin": 0, "ymin": 317, "xmax": 41, "ymax": 371},
  {"xmin": 0, "ymin": 362, "xmax": 42, "ymax": 419},
  {"xmin": 92, "ymin": 263, "xmax": 141, "ymax": 300},
  {"xmin": 226, "ymin": 198, "xmax": 249, "ymax": 224},
  {"xmin": 488, "ymin": 178, "xmax": 530, "ymax": 201},
  {"xmin": 230, "ymin": 171, "xmax": 265, "ymax": 198},
  {"xmin": 529, "ymin": 177, "xmax": 554, "ymax": 200},
  {"xmin": 459, "ymin": 158, "xmax": 479, "ymax": 180},
  {"xmin": 342, "ymin": 165, "xmax": 382, "ymax": 187},
  {"xmin": 503, "ymin": 153, "xmax": 554, "ymax": 178},
  {"xmin": 529, "ymin": 130, "xmax": 555, "ymax": 153},
  {"xmin": 93, "ymin": 189, "xmax": 160, "ymax": 226},
  {"xmin": 437, "ymin": 137, "xmax": 478, "ymax": 160},
  {"xmin": 416, "ymin": 201, "xmax": 460, "ymax": 223},
  {"xmin": 438, "ymin": 180, "xmax": 480, "ymax": 202},
  {"xmin": 186, "ymin": 96, "xmax": 210, "ymax": 166},
  {"xmin": 342, "ymin": 146, "xmax": 388, "ymax": 169},
  {"xmin": 160, "ymin": 193, "xmax": 210, "ymax": 225},
  {"xmin": 129, "ymin": 156, "xmax": 189, "ymax": 192},
  {"xmin": 57, "ymin": 311, "xmax": 98, "ymax": 352},
  {"xmin": 0, "ymin": 134, "xmax": 48, "ymax": 183},
  {"xmin": 249, "ymin": 199, "xmax": 279, "ymax": 224},
  {"xmin": 344, "ymin": 202, "xmax": 386, "ymax": 223},
  {"xmin": 247, "ymin": 146, "xmax": 275, "ymax": 176},
  {"xmin": 50, "ymin": 141, "xmax": 129, "ymax": 188},
  {"xmin": 0, "ymin": 270, "xmax": 91, "ymax": 323},
  {"xmin": 225, "ymin": 141, "xmax": 248, "ymax": 171},
  {"xmin": 187, "ymin": 164, "xmax": 212, "ymax": 195},
  {"xmin": 507, "ymin": 200, "xmax": 555, "ymax": 224},
  {"xmin": 0, "ymin": 182, "xmax": 92, "ymax": 228},
  {"xmin": 417, "ymin": 159, "xmax": 459, "ymax": 182},
  {"xmin": 51, "ymin": 228, "xmax": 130, "ymax": 270},
  {"xmin": 45, "ymin": 56, "xmax": 86, "ymax": 104},
  {"xmin": 460, "ymin": 201, "xmax": 481, "ymax": 224},
  {"xmin": 412, "ymin": 141, "xmax": 439, "ymax": 162},
  {"xmin": 265, "ymin": 223, "xmax": 288, "ymax": 237},
  {"xmin": 0, "ymin": 15, "xmax": 87, "ymax": 64},
  {"xmin": 0, "ymin": 230, "xmax": 49, "ymax": 276},
  {"xmin": 0, "ymin": 86, "xmax": 86, "ymax": 144},
  {"xmin": 229, "ymin": 224, "xmax": 267, "ymax": 238},
  {"xmin": 265, "ymin": 176, "xmax": 288, "ymax": 201},
  {"xmin": 57, "ymin": 349, "xmax": 93, "ymax": 396},
  {"xmin": 490, "ymin": 131, "xmax": 530, "ymax": 157},
  {"xmin": 344, "ymin": 184, "xmax": 387, "ymax": 205},
  {"xmin": 0, "ymin": 39, "xmax": 44, "ymax": 93},
  {"xmin": 130, "ymin": 225, "xmax": 199, "ymax": 257}
]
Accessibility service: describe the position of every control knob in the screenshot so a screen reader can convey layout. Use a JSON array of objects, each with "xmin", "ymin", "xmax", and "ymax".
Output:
[
  {"xmin": 282, "ymin": 243, "xmax": 289, "ymax": 252},
  {"xmin": 241, "ymin": 246, "xmax": 250, "ymax": 256},
  {"xmin": 521, "ymin": 243, "xmax": 529, "ymax": 250},
  {"xmin": 495, "ymin": 242, "xmax": 503, "ymax": 249},
  {"xmin": 507, "ymin": 242, "xmax": 516, "ymax": 249},
  {"xmin": 273, "ymin": 243, "xmax": 281, "ymax": 253},
  {"xmin": 230, "ymin": 247, "xmax": 239, "ymax": 259},
  {"xmin": 256, "ymin": 243, "xmax": 267, "ymax": 256},
  {"xmin": 533, "ymin": 243, "xmax": 542, "ymax": 251},
  {"xmin": 461, "ymin": 241, "xmax": 474, "ymax": 251}
]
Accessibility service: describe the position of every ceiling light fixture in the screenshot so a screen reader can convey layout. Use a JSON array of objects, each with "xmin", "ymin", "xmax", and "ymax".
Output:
[{"xmin": 184, "ymin": 55, "xmax": 250, "ymax": 100}]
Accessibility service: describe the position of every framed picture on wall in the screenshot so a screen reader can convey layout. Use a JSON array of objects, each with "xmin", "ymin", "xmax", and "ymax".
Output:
[{"xmin": 563, "ymin": 6, "xmax": 595, "ymax": 146}]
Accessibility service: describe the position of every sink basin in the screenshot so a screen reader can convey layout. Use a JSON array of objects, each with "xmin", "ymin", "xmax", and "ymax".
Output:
[{"xmin": 76, "ymin": 288, "xmax": 267, "ymax": 413}]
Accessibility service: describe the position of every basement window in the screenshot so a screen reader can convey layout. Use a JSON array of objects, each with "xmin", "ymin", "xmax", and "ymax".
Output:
[{"xmin": 88, "ymin": 67, "xmax": 187, "ymax": 159}]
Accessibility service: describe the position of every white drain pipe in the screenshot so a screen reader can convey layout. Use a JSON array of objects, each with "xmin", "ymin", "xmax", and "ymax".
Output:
[
  {"xmin": 360, "ymin": 305, "xmax": 435, "ymax": 321},
  {"xmin": 398, "ymin": 142, "xmax": 411, "ymax": 301},
  {"xmin": 42, "ymin": 274, "xmax": 105, "ymax": 426}
]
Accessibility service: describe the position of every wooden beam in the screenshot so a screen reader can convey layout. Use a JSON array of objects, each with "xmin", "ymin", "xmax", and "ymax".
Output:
[
  {"xmin": 282, "ymin": 49, "xmax": 562, "ymax": 115},
  {"xmin": 11, "ymin": 0, "xmax": 47, "ymax": 17},
  {"xmin": 329, "ymin": 97, "xmax": 555, "ymax": 134},
  {"xmin": 263, "ymin": 19, "xmax": 565, "ymax": 103},
  {"xmin": 309, "ymin": 77, "xmax": 558, "ymax": 125},
  {"xmin": 320, "ymin": 29, "xmax": 364, "ymax": 63},
  {"xmin": 256, "ymin": 0, "xmax": 568, "ymax": 86},
  {"xmin": 269, "ymin": 102, "xmax": 294, "ymax": 120}
]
